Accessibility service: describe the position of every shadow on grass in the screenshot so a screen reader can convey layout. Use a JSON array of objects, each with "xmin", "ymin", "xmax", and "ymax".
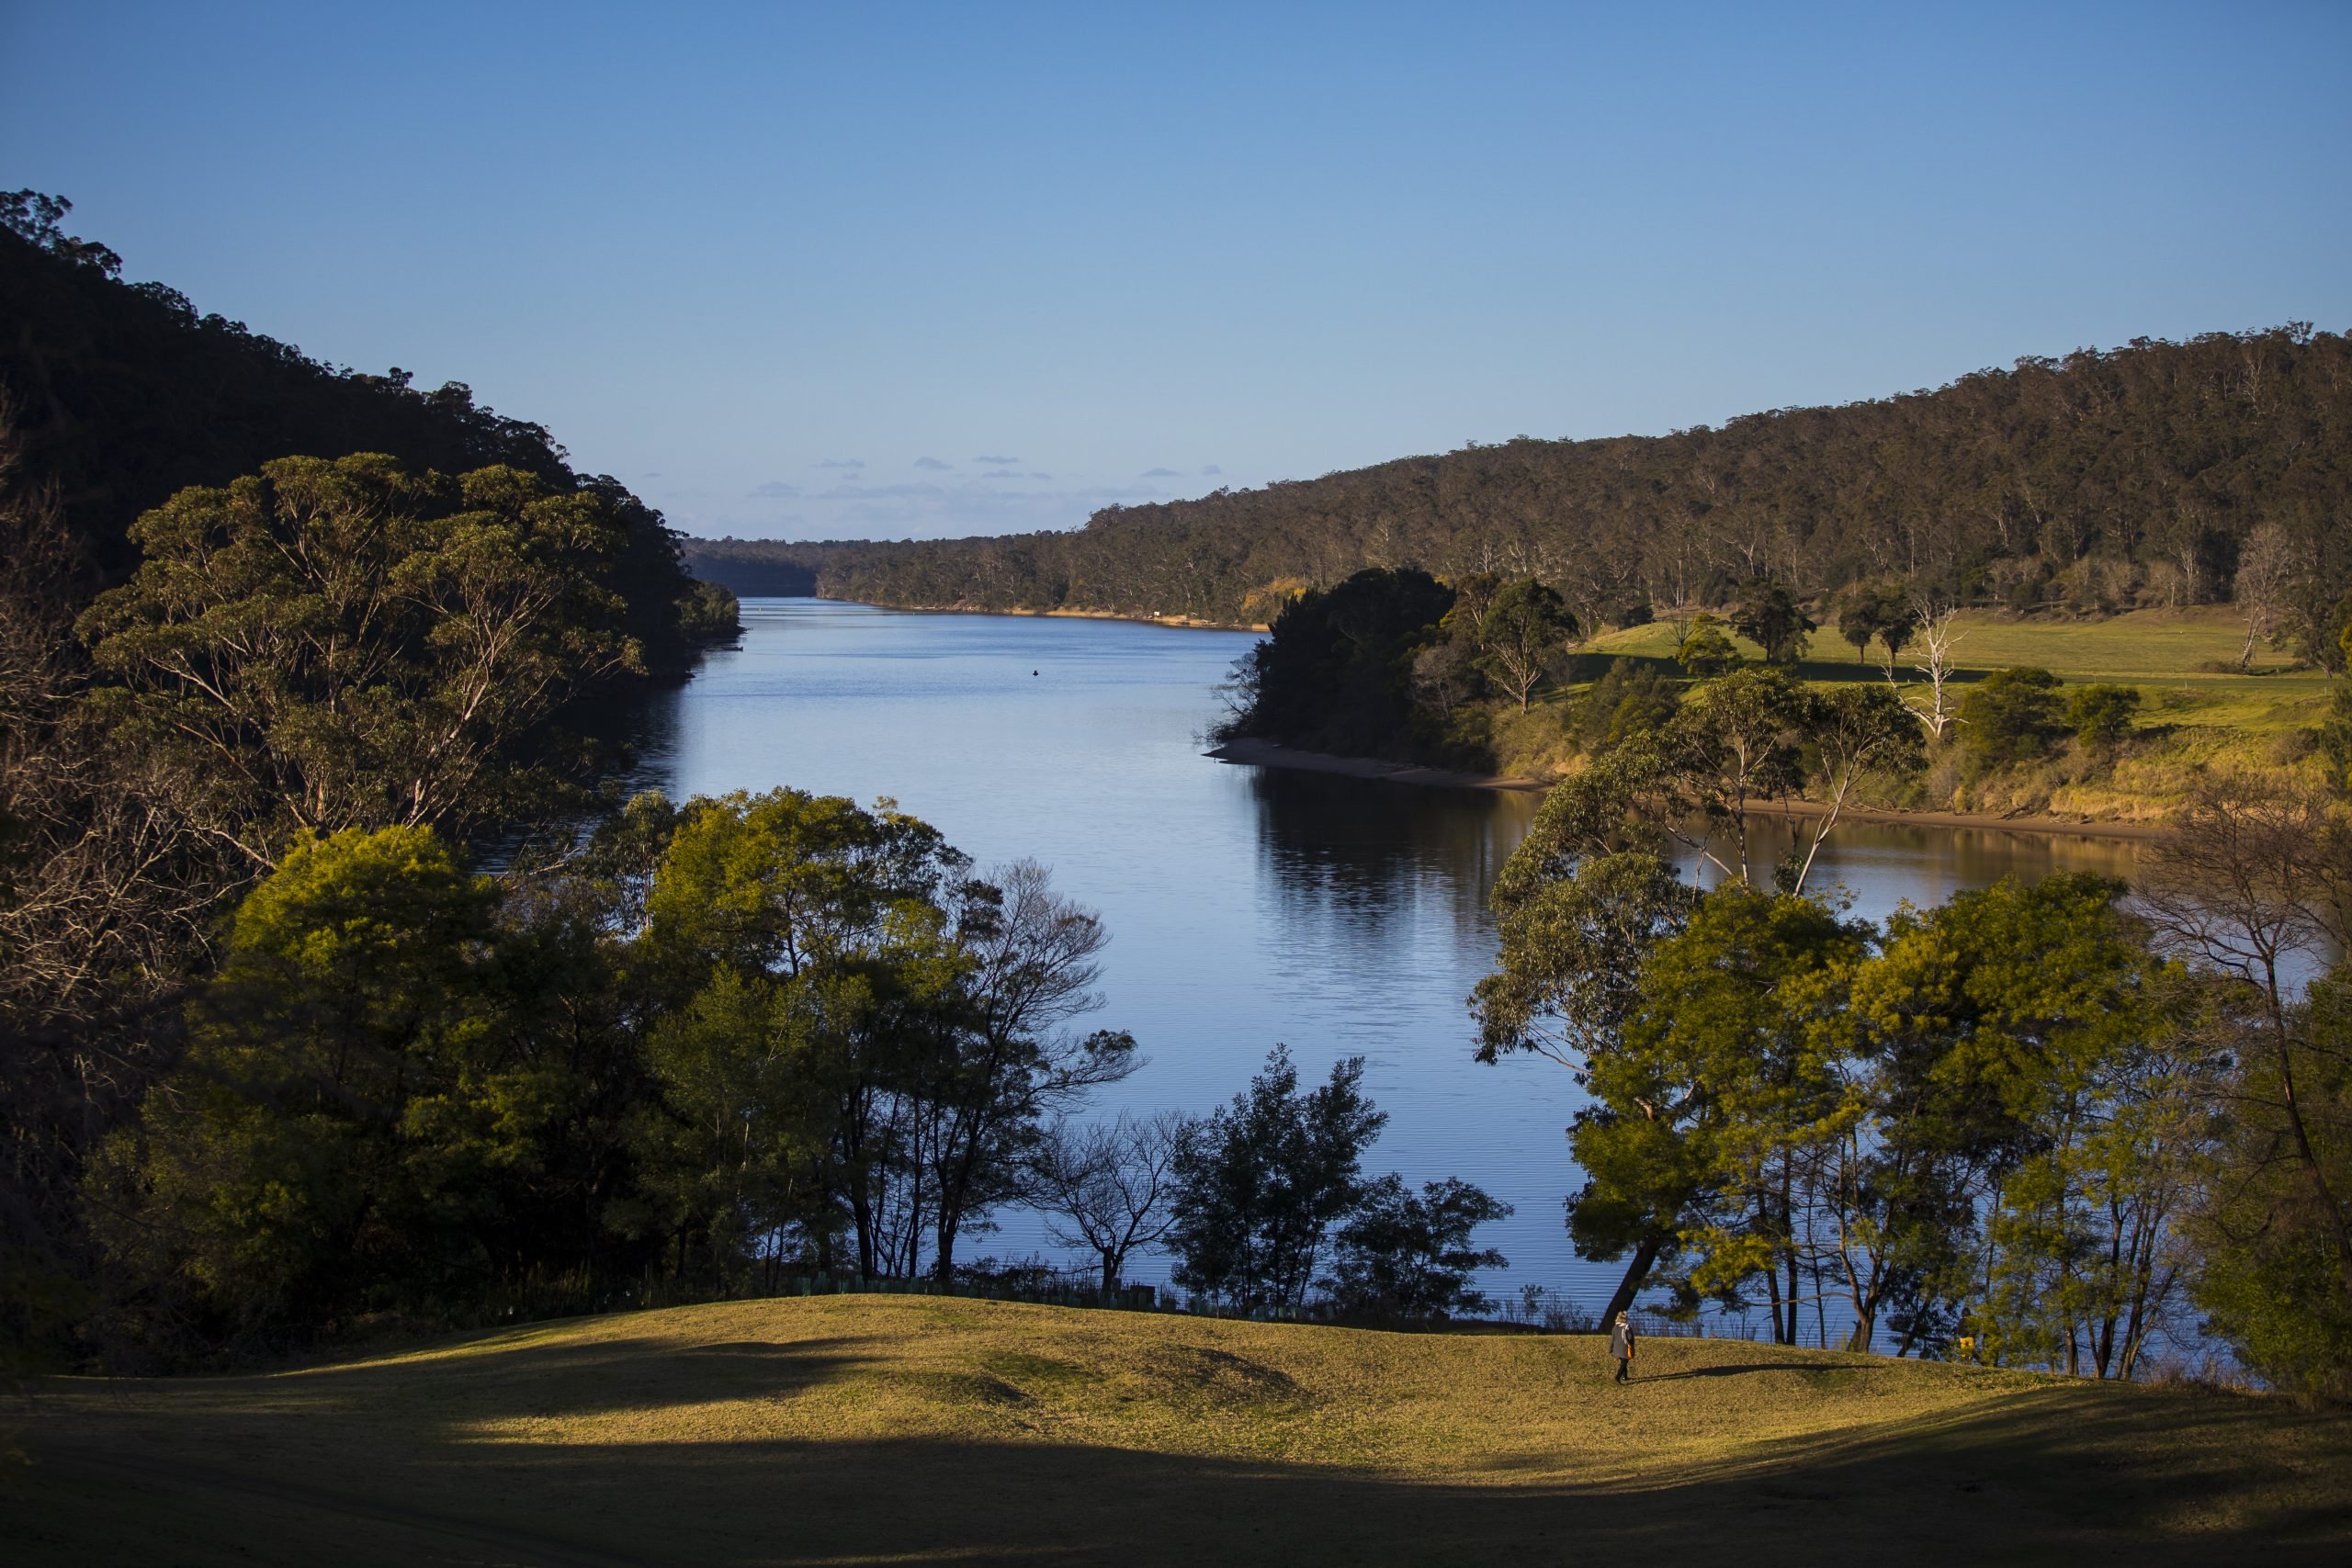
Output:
[
  {"xmin": 153, "ymin": 1332, "xmax": 888, "ymax": 1425},
  {"xmin": 19, "ymin": 1319, "xmax": 2352, "ymax": 1568},
  {"xmin": 23, "ymin": 1377, "xmax": 2352, "ymax": 1568}
]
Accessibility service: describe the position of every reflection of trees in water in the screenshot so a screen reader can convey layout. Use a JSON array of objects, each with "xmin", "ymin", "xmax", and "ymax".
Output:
[
  {"xmin": 1250, "ymin": 768, "xmax": 2147, "ymax": 956},
  {"xmin": 582, "ymin": 681, "xmax": 686, "ymax": 802},
  {"xmin": 1247, "ymin": 770, "xmax": 1539, "ymax": 949}
]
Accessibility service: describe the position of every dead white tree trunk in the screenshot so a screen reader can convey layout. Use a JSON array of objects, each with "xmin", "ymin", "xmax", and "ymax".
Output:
[{"xmin": 1905, "ymin": 601, "xmax": 1966, "ymax": 740}]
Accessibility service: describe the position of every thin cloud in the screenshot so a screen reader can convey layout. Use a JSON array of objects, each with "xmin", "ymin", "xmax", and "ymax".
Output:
[
  {"xmin": 751, "ymin": 480, "xmax": 799, "ymax": 498},
  {"xmin": 913, "ymin": 457, "xmax": 952, "ymax": 470},
  {"xmin": 814, "ymin": 483, "xmax": 946, "ymax": 501},
  {"xmin": 979, "ymin": 470, "xmax": 1022, "ymax": 479},
  {"xmin": 677, "ymin": 479, "xmax": 1177, "ymax": 542},
  {"xmin": 972, "ymin": 454, "xmax": 1021, "ymax": 466},
  {"xmin": 817, "ymin": 458, "xmax": 866, "ymax": 469},
  {"xmin": 1027, "ymin": 472, "xmax": 1052, "ymax": 480},
  {"xmin": 1200, "ymin": 464, "xmax": 1223, "ymax": 477},
  {"xmin": 1142, "ymin": 467, "xmax": 1183, "ymax": 479}
]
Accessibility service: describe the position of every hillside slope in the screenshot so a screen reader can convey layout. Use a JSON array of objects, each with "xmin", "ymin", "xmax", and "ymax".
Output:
[
  {"xmin": 11, "ymin": 1295, "xmax": 2348, "ymax": 1565},
  {"xmin": 0, "ymin": 211, "xmax": 728, "ymax": 679},
  {"xmin": 687, "ymin": 325, "xmax": 2352, "ymax": 648}
]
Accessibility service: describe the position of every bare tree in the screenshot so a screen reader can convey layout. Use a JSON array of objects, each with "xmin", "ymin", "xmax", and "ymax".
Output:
[
  {"xmin": 923, "ymin": 861, "xmax": 1138, "ymax": 1280},
  {"xmin": 2232, "ymin": 521, "xmax": 2301, "ymax": 671},
  {"xmin": 1903, "ymin": 598, "xmax": 1968, "ymax": 740},
  {"xmin": 1410, "ymin": 637, "xmax": 1478, "ymax": 721},
  {"xmin": 0, "ymin": 399, "xmax": 224, "ymax": 1356},
  {"xmin": 1031, "ymin": 1110, "xmax": 1190, "ymax": 1297},
  {"xmin": 0, "ymin": 400, "xmax": 230, "ymax": 1035},
  {"xmin": 2136, "ymin": 776, "xmax": 2352, "ymax": 1306}
]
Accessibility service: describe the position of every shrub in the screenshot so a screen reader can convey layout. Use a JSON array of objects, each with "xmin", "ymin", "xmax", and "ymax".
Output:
[
  {"xmin": 2065, "ymin": 683, "xmax": 2142, "ymax": 749},
  {"xmin": 1957, "ymin": 666, "xmax": 2064, "ymax": 770}
]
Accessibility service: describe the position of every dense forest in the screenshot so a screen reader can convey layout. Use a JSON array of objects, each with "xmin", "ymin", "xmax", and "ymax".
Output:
[{"xmin": 690, "ymin": 324, "xmax": 2352, "ymax": 654}]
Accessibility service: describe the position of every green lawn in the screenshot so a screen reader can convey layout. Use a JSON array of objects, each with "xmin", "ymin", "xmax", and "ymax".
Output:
[
  {"xmin": 1586, "ymin": 605, "xmax": 2328, "ymax": 728},
  {"xmin": 8, "ymin": 1295, "xmax": 2348, "ymax": 1565}
]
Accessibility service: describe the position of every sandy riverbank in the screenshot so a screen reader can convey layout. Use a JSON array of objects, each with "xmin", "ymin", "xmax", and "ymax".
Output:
[{"xmin": 1206, "ymin": 738, "xmax": 2167, "ymax": 840}]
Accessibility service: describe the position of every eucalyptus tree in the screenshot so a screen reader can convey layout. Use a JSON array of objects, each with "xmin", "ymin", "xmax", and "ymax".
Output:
[
  {"xmin": 1835, "ymin": 587, "xmax": 1884, "ymax": 665},
  {"xmin": 1472, "ymin": 758, "xmax": 1699, "ymax": 1319},
  {"xmin": 1729, "ymin": 579, "xmax": 1815, "ymax": 667},
  {"xmin": 1648, "ymin": 666, "xmax": 1811, "ymax": 886},
  {"xmin": 1871, "ymin": 588, "xmax": 1916, "ymax": 677},
  {"xmin": 1790, "ymin": 683, "xmax": 1926, "ymax": 891},
  {"xmin": 1841, "ymin": 875, "xmax": 2196, "ymax": 1367},
  {"xmin": 100, "ymin": 825, "xmax": 641, "ymax": 1341},
  {"xmin": 1476, "ymin": 578, "xmax": 1577, "ymax": 711},
  {"xmin": 1576, "ymin": 884, "xmax": 1866, "ymax": 1342},
  {"xmin": 1904, "ymin": 600, "xmax": 1967, "ymax": 740},
  {"xmin": 2232, "ymin": 521, "xmax": 2301, "ymax": 671},
  {"xmin": 76, "ymin": 455, "xmax": 646, "ymax": 870}
]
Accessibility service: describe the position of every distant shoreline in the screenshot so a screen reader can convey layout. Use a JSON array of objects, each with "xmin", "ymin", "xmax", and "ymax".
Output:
[
  {"xmin": 1206, "ymin": 737, "xmax": 2167, "ymax": 841},
  {"xmin": 755, "ymin": 593, "xmax": 1270, "ymax": 634}
]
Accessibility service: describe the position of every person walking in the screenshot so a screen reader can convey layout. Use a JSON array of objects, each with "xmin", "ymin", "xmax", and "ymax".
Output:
[{"xmin": 1609, "ymin": 1310, "xmax": 1636, "ymax": 1382}]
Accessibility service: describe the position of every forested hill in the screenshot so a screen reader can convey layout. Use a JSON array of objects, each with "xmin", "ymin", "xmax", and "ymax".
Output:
[
  {"xmin": 0, "ymin": 195, "xmax": 729, "ymax": 678},
  {"xmin": 688, "ymin": 325, "xmax": 2352, "ymax": 646}
]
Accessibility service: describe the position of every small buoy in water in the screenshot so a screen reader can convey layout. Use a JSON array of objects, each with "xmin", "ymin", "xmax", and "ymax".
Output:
[{"xmin": 1033, "ymin": 670, "xmax": 1039, "ymax": 676}]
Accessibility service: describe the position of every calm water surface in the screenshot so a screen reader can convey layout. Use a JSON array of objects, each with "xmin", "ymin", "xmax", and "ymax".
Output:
[{"xmin": 636, "ymin": 599, "xmax": 2142, "ymax": 1306}]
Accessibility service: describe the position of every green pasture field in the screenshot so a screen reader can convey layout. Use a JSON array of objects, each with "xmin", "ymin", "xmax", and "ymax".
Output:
[
  {"xmin": 1584, "ymin": 605, "xmax": 2329, "ymax": 733},
  {"xmin": 8, "ymin": 1295, "xmax": 2347, "ymax": 1565}
]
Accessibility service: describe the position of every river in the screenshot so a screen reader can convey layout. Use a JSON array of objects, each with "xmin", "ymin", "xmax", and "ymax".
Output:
[{"xmin": 631, "ymin": 598, "xmax": 2142, "ymax": 1313}]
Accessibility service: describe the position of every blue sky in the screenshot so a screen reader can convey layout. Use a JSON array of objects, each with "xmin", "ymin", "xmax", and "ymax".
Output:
[{"xmin": 6, "ymin": 2, "xmax": 2348, "ymax": 541}]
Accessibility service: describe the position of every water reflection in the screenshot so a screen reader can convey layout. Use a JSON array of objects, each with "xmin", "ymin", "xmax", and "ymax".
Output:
[
  {"xmin": 1686, "ymin": 815, "xmax": 2142, "ymax": 913},
  {"xmin": 1248, "ymin": 768, "xmax": 1538, "ymax": 947}
]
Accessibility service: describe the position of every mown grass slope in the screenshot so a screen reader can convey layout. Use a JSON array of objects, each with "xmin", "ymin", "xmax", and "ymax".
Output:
[{"xmin": 8, "ymin": 1295, "xmax": 2349, "ymax": 1565}]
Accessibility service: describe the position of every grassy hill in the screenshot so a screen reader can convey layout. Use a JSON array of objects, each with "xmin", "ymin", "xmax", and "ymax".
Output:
[{"xmin": 9, "ymin": 1295, "xmax": 2348, "ymax": 1565}]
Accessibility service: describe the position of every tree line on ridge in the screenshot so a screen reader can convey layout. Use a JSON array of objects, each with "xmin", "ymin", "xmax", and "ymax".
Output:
[{"xmin": 689, "ymin": 323, "xmax": 2352, "ymax": 663}]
